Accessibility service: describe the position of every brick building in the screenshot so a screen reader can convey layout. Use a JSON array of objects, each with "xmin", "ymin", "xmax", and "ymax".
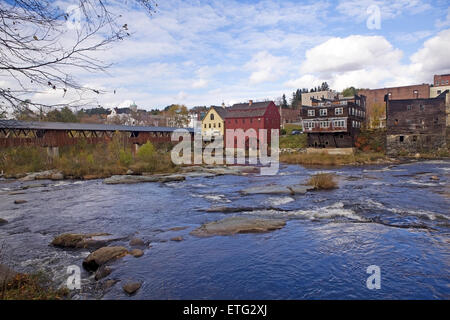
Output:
[
  {"xmin": 224, "ymin": 100, "xmax": 280, "ymax": 146},
  {"xmin": 359, "ymin": 84, "xmax": 430, "ymax": 128},
  {"xmin": 386, "ymin": 91, "xmax": 448, "ymax": 156},
  {"xmin": 434, "ymin": 74, "xmax": 450, "ymax": 87},
  {"xmin": 302, "ymin": 95, "xmax": 366, "ymax": 148},
  {"xmin": 280, "ymin": 108, "xmax": 302, "ymax": 127}
]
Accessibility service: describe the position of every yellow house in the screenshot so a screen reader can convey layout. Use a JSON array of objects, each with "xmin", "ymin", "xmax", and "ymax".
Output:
[{"xmin": 201, "ymin": 106, "xmax": 227, "ymax": 136}]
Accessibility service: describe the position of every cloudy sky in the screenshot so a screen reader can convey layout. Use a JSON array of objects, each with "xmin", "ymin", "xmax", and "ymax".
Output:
[{"xmin": 22, "ymin": 0, "xmax": 450, "ymax": 109}]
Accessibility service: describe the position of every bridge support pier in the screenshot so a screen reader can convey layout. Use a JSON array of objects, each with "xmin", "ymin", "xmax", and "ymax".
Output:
[
  {"xmin": 134, "ymin": 143, "xmax": 141, "ymax": 154},
  {"xmin": 46, "ymin": 146, "xmax": 59, "ymax": 159}
]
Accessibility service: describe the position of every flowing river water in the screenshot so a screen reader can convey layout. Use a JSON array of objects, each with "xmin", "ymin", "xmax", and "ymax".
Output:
[{"xmin": 0, "ymin": 160, "xmax": 449, "ymax": 299}]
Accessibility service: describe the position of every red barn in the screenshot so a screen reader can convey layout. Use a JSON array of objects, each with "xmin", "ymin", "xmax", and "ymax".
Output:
[{"xmin": 224, "ymin": 100, "xmax": 280, "ymax": 147}]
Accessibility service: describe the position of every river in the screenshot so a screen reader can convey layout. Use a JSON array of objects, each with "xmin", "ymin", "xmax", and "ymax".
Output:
[{"xmin": 0, "ymin": 160, "xmax": 449, "ymax": 299}]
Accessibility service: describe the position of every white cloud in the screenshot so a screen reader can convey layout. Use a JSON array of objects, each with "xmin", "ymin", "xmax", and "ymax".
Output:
[
  {"xmin": 301, "ymin": 35, "xmax": 402, "ymax": 74},
  {"xmin": 409, "ymin": 29, "xmax": 450, "ymax": 79},
  {"xmin": 286, "ymin": 29, "xmax": 450, "ymax": 91},
  {"xmin": 245, "ymin": 51, "xmax": 290, "ymax": 84},
  {"xmin": 192, "ymin": 79, "xmax": 208, "ymax": 89}
]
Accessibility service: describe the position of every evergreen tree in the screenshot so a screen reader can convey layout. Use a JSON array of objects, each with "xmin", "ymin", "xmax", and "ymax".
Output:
[{"xmin": 281, "ymin": 94, "xmax": 288, "ymax": 109}]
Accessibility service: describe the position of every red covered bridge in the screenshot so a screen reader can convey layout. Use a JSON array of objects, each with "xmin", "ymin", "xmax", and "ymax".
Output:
[{"xmin": 0, "ymin": 120, "xmax": 193, "ymax": 151}]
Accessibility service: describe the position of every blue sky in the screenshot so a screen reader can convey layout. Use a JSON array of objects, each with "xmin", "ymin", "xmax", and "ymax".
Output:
[{"xmin": 29, "ymin": 0, "xmax": 450, "ymax": 109}]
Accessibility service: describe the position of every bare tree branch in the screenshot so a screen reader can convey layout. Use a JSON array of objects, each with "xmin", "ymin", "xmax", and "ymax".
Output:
[{"xmin": 0, "ymin": 0, "xmax": 157, "ymax": 117}]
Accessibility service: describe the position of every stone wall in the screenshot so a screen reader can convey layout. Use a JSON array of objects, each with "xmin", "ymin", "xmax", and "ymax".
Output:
[{"xmin": 386, "ymin": 134, "xmax": 446, "ymax": 156}]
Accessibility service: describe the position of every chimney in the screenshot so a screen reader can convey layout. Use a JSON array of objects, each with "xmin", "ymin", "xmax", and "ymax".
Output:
[{"xmin": 249, "ymin": 100, "xmax": 253, "ymax": 106}]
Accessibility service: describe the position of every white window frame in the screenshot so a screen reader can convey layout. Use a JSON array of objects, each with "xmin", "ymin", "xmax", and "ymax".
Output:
[
  {"xmin": 320, "ymin": 109, "xmax": 327, "ymax": 116},
  {"xmin": 335, "ymin": 107, "xmax": 343, "ymax": 115},
  {"xmin": 307, "ymin": 110, "xmax": 315, "ymax": 116}
]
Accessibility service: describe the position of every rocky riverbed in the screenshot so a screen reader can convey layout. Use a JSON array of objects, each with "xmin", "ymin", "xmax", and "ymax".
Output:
[{"xmin": 0, "ymin": 160, "xmax": 449, "ymax": 299}]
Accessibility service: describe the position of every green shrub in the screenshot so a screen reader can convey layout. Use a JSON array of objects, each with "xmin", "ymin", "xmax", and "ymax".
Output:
[
  {"xmin": 136, "ymin": 141, "xmax": 155, "ymax": 162},
  {"xmin": 119, "ymin": 149, "xmax": 133, "ymax": 166}
]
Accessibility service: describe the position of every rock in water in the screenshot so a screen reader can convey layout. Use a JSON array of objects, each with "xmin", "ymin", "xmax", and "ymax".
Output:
[
  {"xmin": 123, "ymin": 282, "xmax": 141, "ymax": 295},
  {"xmin": 430, "ymin": 175, "xmax": 440, "ymax": 181},
  {"xmin": 241, "ymin": 184, "xmax": 313, "ymax": 195},
  {"xmin": 0, "ymin": 218, "xmax": 8, "ymax": 225},
  {"xmin": 50, "ymin": 173, "xmax": 64, "ymax": 180},
  {"xmin": 95, "ymin": 266, "xmax": 112, "ymax": 281},
  {"xmin": 82, "ymin": 246, "xmax": 128, "ymax": 271},
  {"xmin": 170, "ymin": 236, "xmax": 183, "ymax": 242},
  {"xmin": 190, "ymin": 217, "xmax": 286, "ymax": 237},
  {"xmin": 129, "ymin": 238, "xmax": 145, "ymax": 247},
  {"xmin": 51, "ymin": 233, "xmax": 118, "ymax": 249},
  {"xmin": 103, "ymin": 174, "xmax": 185, "ymax": 184},
  {"xmin": 130, "ymin": 249, "xmax": 144, "ymax": 257},
  {"xmin": 14, "ymin": 199, "xmax": 27, "ymax": 204}
]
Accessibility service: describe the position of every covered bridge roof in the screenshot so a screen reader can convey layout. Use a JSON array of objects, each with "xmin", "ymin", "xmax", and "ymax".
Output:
[{"xmin": 0, "ymin": 120, "xmax": 193, "ymax": 133}]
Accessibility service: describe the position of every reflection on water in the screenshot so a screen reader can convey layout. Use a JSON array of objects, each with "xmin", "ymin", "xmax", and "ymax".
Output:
[{"xmin": 0, "ymin": 160, "xmax": 449, "ymax": 299}]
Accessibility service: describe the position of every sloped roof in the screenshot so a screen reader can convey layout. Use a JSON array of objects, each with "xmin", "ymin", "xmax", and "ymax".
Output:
[
  {"xmin": 211, "ymin": 106, "xmax": 228, "ymax": 119},
  {"xmin": 0, "ymin": 120, "xmax": 193, "ymax": 133},
  {"xmin": 225, "ymin": 101, "xmax": 272, "ymax": 118}
]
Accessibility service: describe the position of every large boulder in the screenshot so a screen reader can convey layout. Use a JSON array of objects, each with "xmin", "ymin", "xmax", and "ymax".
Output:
[
  {"xmin": 82, "ymin": 246, "xmax": 129, "ymax": 272},
  {"xmin": 51, "ymin": 233, "xmax": 121, "ymax": 249},
  {"xmin": 190, "ymin": 217, "xmax": 286, "ymax": 237},
  {"xmin": 103, "ymin": 174, "xmax": 185, "ymax": 185}
]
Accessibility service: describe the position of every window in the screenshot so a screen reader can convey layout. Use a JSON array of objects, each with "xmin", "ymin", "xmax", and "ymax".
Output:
[
  {"xmin": 209, "ymin": 123, "xmax": 211, "ymax": 128},
  {"xmin": 204, "ymin": 124, "xmax": 206, "ymax": 128},
  {"xmin": 210, "ymin": 113, "xmax": 215, "ymax": 120},
  {"xmin": 399, "ymin": 136, "xmax": 404, "ymax": 142},
  {"xmin": 412, "ymin": 136, "xmax": 417, "ymax": 142},
  {"xmin": 218, "ymin": 123, "xmax": 221, "ymax": 128},
  {"xmin": 320, "ymin": 109, "xmax": 327, "ymax": 116},
  {"xmin": 335, "ymin": 107, "xmax": 343, "ymax": 115},
  {"xmin": 437, "ymin": 90, "xmax": 441, "ymax": 94},
  {"xmin": 394, "ymin": 119, "xmax": 398, "ymax": 125},
  {"xmin": 333, "ymin": 120, "xmax": 346, "ymax": 128},
  {"xmin": 308, "ymin": 110, "xmax": 315, "ymax": 116},
  {"xmin": 420, "ymin": 105, "xmax": 425, "ymax": 111},
  {"xmin": 407, "ymin": 105, "xmax": 412, "ymax": 110},
  {"xmin": 213, "ymin": 123, "xmax": 216, "ymax": 128},
  {"xmin": 320, "ymin": 121, "xmax": 329, "ymax": 128}
]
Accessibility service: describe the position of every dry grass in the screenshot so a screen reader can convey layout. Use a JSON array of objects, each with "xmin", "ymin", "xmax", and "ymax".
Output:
[
  {"xmin": 1, "ymin": 272, "xmax": 68, "ymax": 300},
  {"xmin": 280, "ymin": 151, "xmax": 386, "ymax": 166},
  {"xmin": 0, "ymin": 138, "xmax": 179, "ymax": 178},
  {"xmin": 307, "ymin": 173, "xmax": 338, "ymax": 190}
]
